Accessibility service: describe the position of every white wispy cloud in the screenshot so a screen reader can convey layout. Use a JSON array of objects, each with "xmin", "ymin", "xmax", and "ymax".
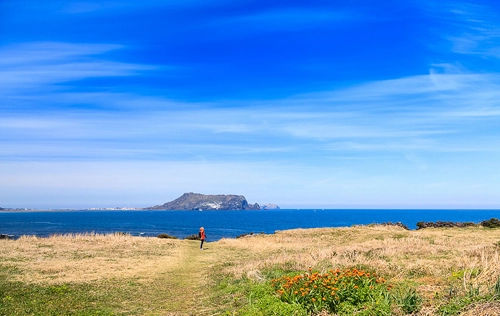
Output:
[
  {"xmin": 420, "ymin": 0, "xmax": 500, "ymax": 58},
  {"xmin": 2, "ymin": 68, "xmax": 500, "ymax": 163},
  {"xmin": 0, "ymin": 42, "xmax": 121, "ymax": 65},
  {"xmin": 1, "ymin": 37, "xmax": 499, "ymax": 160},
  {"xmin": 0, "ymin": 42, "xmax": 154, "ymax": 95},
  {"xmin": 448, "ymin": 4, "xmax": 500, "ymax": 57}
]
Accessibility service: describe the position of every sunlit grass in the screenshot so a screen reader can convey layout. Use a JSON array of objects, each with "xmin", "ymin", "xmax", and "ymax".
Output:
[
  {"xmin": 215, "ymin": 225, "xmax": 500, "ymax": 315},
  {"xmin": 2, "ymin": 226, "xmax": 500, "ymax": 315}
]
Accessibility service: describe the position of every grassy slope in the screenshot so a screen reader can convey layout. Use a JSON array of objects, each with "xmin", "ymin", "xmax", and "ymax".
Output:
[{"xmin": 1, "ymin": 226, "xmax": 500, "ymax": 315}]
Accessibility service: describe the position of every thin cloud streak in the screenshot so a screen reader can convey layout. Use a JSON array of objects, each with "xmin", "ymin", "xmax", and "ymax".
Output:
[
  {"xmin": 1, "ymin": 41, "xmax": 500, "ymax": 160},
  {"xmin": 0, "ymin": 42, "xmax": 154, "ymax": 96},
  {"xmin": 2, "ymin": 0, "xmax": 500, "ymax": 208}
]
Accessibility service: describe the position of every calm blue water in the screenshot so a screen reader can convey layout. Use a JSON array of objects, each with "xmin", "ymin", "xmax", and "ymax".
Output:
[{"xmin": 1, "ymin": 209, "xmax": 499, "ymax": 241}]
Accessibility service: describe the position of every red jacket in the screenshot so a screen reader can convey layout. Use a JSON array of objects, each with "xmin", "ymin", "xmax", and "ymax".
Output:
[{"xmin": 199, "ymin": 230, "xmax": 206, "ymax": 240}]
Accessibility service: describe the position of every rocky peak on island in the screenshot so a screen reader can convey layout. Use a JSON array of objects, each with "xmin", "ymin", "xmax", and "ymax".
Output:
[
  {"xmin": 144, "ymin": 193, "xmax": 260, "ymax": 211},
  {"xmin": 261, "ymin": 203, "xmax": 280, "ymax": 210}
]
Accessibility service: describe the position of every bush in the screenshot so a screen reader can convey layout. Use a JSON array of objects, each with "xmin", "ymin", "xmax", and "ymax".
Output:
[
  {"xmin": 271, "ymin": 268, "xmax": 393, "ymax": 315},
  {"xmin": 157, "ymin": 233, "xmax": 177, "ymax": 239},
  {"xmin": 481, "ymin": 218, "xmax": 500, "ymax": 228},
  {"xmin": 380, "ymin": 222, "xmax": 410, "ymax": 230},
  {"xmin": 416, "ymin": 221, "xmax": 425, "ymax": 230},
  {"xmin": 236, "ymin": 232, "xmax": 265, "ymax": 239},
  {"xmin": 395, "ymin": 287, "xmax": 422, "ymax": 314},
  {"xmin": 184, "ymin": 234, "xmax": 200, "ymax": 240},
  {"xmin": 238, "ymin": 283, "xmax": 307, "ymax": 316}
]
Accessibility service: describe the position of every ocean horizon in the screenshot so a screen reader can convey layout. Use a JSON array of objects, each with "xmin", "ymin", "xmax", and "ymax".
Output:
[
  {"xmin": 0, "ymin": 209, "xmax": 500, "ymax": 241},
  {"xmin": 1, "ymin": 209, "xmax": 499, "ymax": 241}
]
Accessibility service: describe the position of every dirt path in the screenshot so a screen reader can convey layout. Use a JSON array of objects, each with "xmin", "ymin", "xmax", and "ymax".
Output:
[{"xmin": 158, "ymin": 240, "xmax": 221, "ymax": 316}]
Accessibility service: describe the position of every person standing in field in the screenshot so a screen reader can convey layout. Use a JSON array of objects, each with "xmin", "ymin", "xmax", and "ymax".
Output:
[{"xmin": 199, "ymin": 227, "xmax": 206, "ymax": 250}]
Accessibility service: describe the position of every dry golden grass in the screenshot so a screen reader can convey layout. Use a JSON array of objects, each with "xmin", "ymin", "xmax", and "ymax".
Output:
[
  {"xmin": 0, "ymin": 233, "xmax": 182, "ymax": 284},
  {"xmin": 2, "ymin": 226, "xmax": 500, "ymax": 315},
  {"xmin": 459, "ymin": 301, "xmax": 500, "ymax": 316},
  {"xmin": 217, "ymin": 226, "xmax": 500, "ymax": 300},
  {"xmin": 0, "ymin": 233, "xmax": 221, "ymax": 315}
]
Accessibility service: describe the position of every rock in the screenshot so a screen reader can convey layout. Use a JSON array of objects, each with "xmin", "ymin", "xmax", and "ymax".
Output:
[
  {"xmin": 0, "ymin": 234, "xmax": 11, "ymax": 240},
  {"xmin": 261, "ymin": 203, "xmax": 280, "ymax": 210},
  {"xmin": 144, "ymin": 193, "xmax": 261, "ymax": 211}
]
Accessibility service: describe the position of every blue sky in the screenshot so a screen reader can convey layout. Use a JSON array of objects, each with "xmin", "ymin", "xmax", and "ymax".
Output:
[{"xmin": 1, "ymin": 0, "xmax": 500, "ymax": 209}]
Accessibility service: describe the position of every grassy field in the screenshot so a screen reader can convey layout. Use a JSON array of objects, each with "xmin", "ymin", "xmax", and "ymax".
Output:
[{"xmin": 1, "ymin": 225, "xmax": 500, "ymax": 315}]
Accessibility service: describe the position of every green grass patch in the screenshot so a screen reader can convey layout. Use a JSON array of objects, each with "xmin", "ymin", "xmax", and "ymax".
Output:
[
  {"xmin": 210, "ymin": 266, "xmax": 428, "ymax": 316},
  {"xmin": 0, "ymin": 280, "xmax": 117, "ymax": 315}
]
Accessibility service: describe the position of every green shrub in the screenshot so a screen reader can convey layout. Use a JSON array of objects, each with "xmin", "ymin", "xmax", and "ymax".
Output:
[
  {"xmin": 492, "ymin": 277, "xmax": 500, "ymax": 295},
  {"xmin": 395, "ymin": 287, "xmax": 422, "ymax": 314},
  {"xmin": 157, "ymin": 233, "xmax": 178, "ymax": 239},
  {"xmin": 236, "ymin": 232, "xmax": 265, "ymax": 239},
  {"xmin": 271, "ymin": 268, "xmax": 393, "ymax": 315},
  {"xmin": 481, "ymin": 218, "xmax": 500, "ymax": 228},
  {"xmin": 184, "ymin": 234, "xmax": 200, "ymax": 240},
  {"xmin": 238, "ymin": 283, "xmax": 307, "ymax": 316}
]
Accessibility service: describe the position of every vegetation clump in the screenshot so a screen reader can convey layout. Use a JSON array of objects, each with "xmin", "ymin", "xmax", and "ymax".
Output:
[
  {"xmin": 371, "ymin": 222, "xmax": 409, "ymax": 230},
  {"xmin": 416, "ymin": 221, "xmax": 477, "ymax": 229},
  {"xmin": 271, "ymin": 268, "xmax": 395, "ymax": 315},
  {"xmin": 113, "ymin": 231, "xmax": 130, "ymax": 236},
  {"xmin": 236, "ymin": 232, "xmax": 265, "ymax": 239},
  {"xmin": 480, "ymin": 218, "xmax": 500, "ymax": 228},
  {"xmin": 184, "ymin": 234, "xmax": 200, "ymax": 240},
  {"xmin": 416, "ymin": 218, "xmax": 500, "ymax": 229},
  {"xmin": 157, "ymin": 233, "xmax": 178, "ymax": 239}
]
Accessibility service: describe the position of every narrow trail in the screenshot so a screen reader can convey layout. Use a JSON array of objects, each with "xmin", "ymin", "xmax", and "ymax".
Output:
[{"xmin": 159, "ymin": 240, "xmax": 221, "ymax": 316}]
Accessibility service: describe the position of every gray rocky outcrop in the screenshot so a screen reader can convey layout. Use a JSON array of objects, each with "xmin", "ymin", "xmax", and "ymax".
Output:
[
  {"xmin": 144, "ymin": 193, "xmax": 260, "ymax": 210},
  {"xmin": 261, "ymin": 203, "xmax": 280, "ymax": 210}
]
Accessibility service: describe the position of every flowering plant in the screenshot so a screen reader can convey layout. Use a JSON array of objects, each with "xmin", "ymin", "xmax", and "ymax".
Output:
[{"xmin": 271, "ymin": 268, "xmax": 392, "ymax": 314}]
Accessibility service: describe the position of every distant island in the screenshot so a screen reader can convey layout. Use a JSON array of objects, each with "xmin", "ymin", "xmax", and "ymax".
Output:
[
  {"xmin": 144, "ymin": 193, "xmax": 261, "ymax": 211},
  {"xmin": 0, "ymin": 195, "xmax": 280, "ymax": 212},
  {"xmin": 261, "ymin": 203, "xmax": 280, "ymax": 210}
]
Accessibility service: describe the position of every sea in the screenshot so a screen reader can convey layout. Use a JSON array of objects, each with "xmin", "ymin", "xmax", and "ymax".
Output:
[{"xmin": 1, "ymin": 209, "xmax": 499, "ymax": 241}]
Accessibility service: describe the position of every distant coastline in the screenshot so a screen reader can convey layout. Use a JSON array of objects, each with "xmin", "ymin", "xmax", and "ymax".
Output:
[
  {"xmin": 0, "ymin": 208, "xmax": 142, "ymax": 212},
  {"xmin": 2, "ymin": 209, "xmax": 500, "ymax": 241}
]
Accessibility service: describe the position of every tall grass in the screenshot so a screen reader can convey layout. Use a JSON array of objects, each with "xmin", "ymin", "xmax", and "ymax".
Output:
[
  {"xmin": 2, "ymin": 227, "xmax": 500, "ymax": 315},
  {"xmin": 0, "ymin": 232, "xmax": 180, "ymax": 284},
  {"xmin": 215, "ymin": 225, "xmax": 500, "ymax": 315},
  {"xmin": 0, "ymin": 233, "xmax": 200, "ymax": 315}
]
